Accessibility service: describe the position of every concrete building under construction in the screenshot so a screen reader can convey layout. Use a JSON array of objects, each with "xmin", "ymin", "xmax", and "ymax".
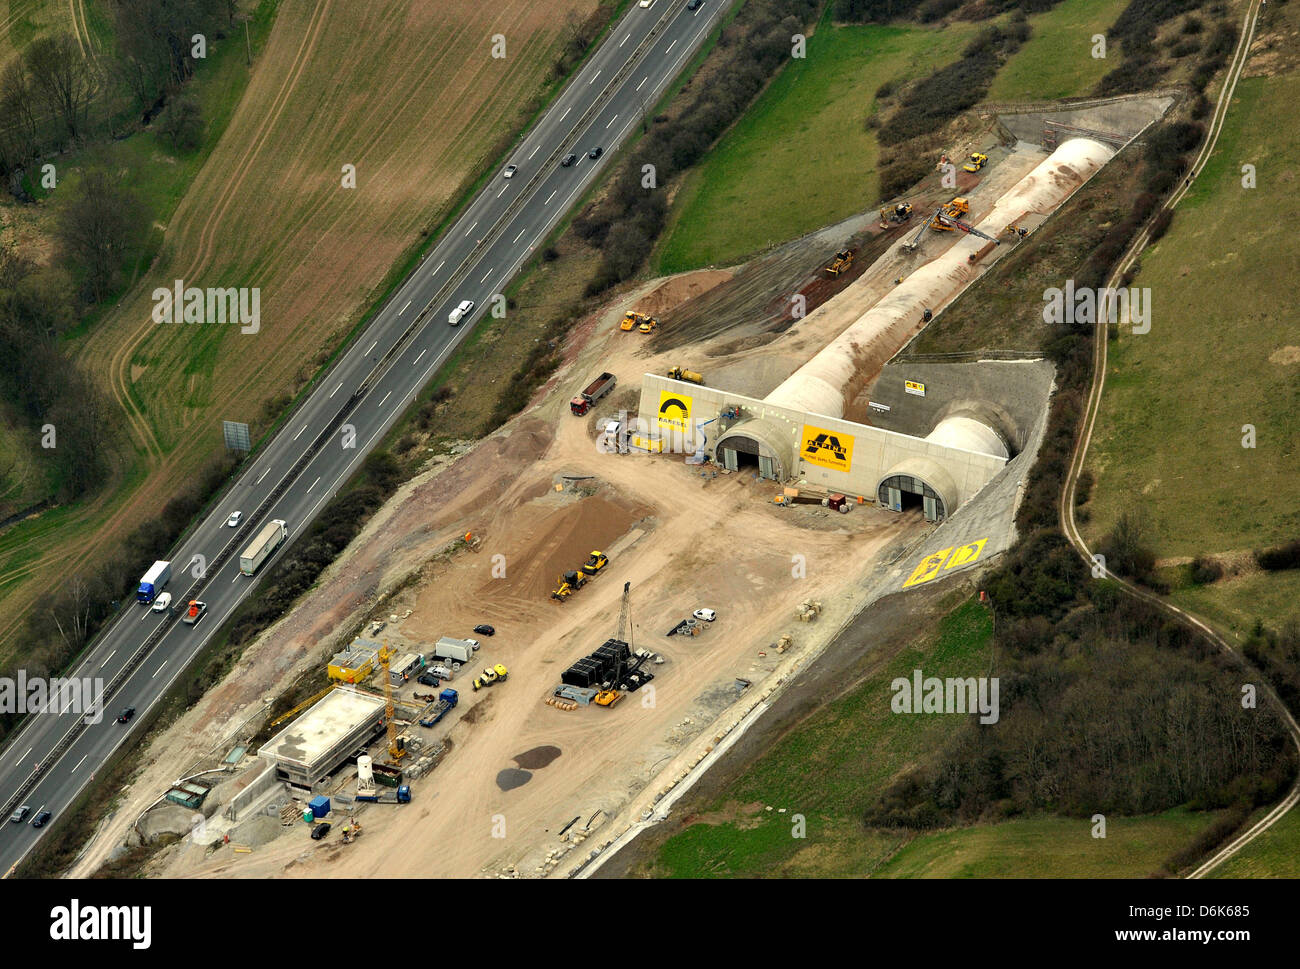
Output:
[
  {"xmin": 636, "ymin": 138, "xmax": 1117, "ymax": 521},
  {"xmin": 257, "ymin": 687, "xmax": 386, "ymax": 788}
]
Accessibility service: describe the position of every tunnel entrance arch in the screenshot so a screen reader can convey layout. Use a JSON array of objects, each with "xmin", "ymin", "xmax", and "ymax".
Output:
[{"xmin": 877, "ymin": 474, "xmax": 947, "ymax": 521}]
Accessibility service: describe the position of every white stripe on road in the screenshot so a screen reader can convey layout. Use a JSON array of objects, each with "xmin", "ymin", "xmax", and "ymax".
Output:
[
  {"xmin": 100, "ymin": 650, "xmax": 116, "ymax": 670},
  {"xmin": 307, "ymin": 476, "xmax": 321, "ymax": 493},
  {"xmin": 465, "ymin": 221, "xmax": 478, "ymax": 237},
  {"xmin": 293, "ymin": 424, "xmax": 308, "ymax": 441},
  {"xmin": 514, "ymin": 229, "xmax": 526, "ymax": 243},
  {"xmin": 15, "ymin": 746, "xmax": 31, "ymax": 766},
  {"xmin": 378, "ymin": 391, "xmax": 392, "ymax": 408},
  {"xmin": 71, "ymin": 755, "xmax": 87, "ymax": 774},
  {"xmin": 256, "ymin": 468, "xmax": 269, "ymax": 484},
  {"xmin": 329, "ymin": 382, "xmax": 342, "ymax": 399},
  {"xmin": 480, "ymin": 268, "xmax": 492, "ymax": 283},
  {"xmin": 666, "ymin": 39, "xmax": 677, "ymax": 53},
  {"xmin": 498, "ymin": 186, "xmax": 508, "ymax": 198},
  {"xmin": 152, "ymin": 661, "xmax": 167, "ymax": 679},
  {"xmin": 545, "ymin": 190, "xmax": 556, "ymax": 205},
  {"xmin": 414, "ymin": 348, "xmax": 427, "ymax": 366},
  {"xmin": 560, "ymin": 106, "xmax": 571, "ymax": 121},
  {"xmin": 364, "ymin": 339, "xmax": 378, "ymax": 354},
  {"xmin": 529, "ymin": 144, "xmax": 540, "ymax": 160},
  {"xmin": 433, "ymin": 260, "xmax": 445, "ymax": 275},
  {"xmin": 589, "ymin": 69, "xmax": 601, "ymax": 84},
  {"xmin": 636, "ymin": 76, "xmax": 648, "ymax": 91},
  {"xmin": 232, "ymin": 573, "xmax": 241, "ymax": 583},
  {"xmin": 400, "ymin": 300, "xmax": 412, "ymax": 314},
  {"xmin": 620, "ymin": 32, "xmax": 630, "ymax": 47},
  {"xmin": 606, "ymin": 114, "xmax": 617, "ymax": 129}
]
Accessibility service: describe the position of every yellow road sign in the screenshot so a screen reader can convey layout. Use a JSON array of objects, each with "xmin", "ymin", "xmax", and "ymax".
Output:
[
  {"xmin": 944, "ymin": 538, "xmax": 987, "ymax": 571},
  {"xmin": 902, "ymin": 538, "xmax": 988, "ymax": 588}
]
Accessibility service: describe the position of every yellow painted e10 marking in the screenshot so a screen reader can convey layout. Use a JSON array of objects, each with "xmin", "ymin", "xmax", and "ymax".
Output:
[{"xmin": 902, "ymin": 538, "xmax": 988, "ymax": 588}]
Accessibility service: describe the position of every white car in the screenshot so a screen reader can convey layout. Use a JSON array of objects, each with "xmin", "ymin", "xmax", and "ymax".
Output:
[
  {"xmin": 152, "ymin": 592, "xmax": 172, "ymax": 613},
  {"xmin": 465, "ymin": 638, "xmax": 480, "ymax": 651},
  {"xmin": 693, "ymin": 608, "xmax": 716, "ymax": 622},
  {"xmin": 448, "ymin": 299, "xmax": 475, "ymax": 326},
  {"xmin": 638, "ymin": 0, "xmax": 656, "ymax": 7},
  {"xmin": 226, "ymin": 511, "xmax": 242, "ymax": 527},
  {"xmin": 503, "ymin": 164, "xmax": 517, "ymax": 178}
]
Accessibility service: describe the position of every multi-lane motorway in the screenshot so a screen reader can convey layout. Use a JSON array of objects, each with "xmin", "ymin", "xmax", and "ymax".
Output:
[{"xmin": 0, "ymin": 0, "xmax": 733, "ymax": 875}]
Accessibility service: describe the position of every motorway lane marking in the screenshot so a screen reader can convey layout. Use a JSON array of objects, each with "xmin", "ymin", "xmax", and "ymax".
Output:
[
  {"xmin": 560, "ymin": 106, "xmax": 571, "ymax": 121},
  {"xmin": 15, "ymin": 746, "xmax": 31, "ymax": 766},
  {"xmin": 480, "ymin": 268, "xmax": 492, "ymax": 283},
  {"xmin": 364, "ymin": 339, "xmax": 378, "ymax": 354},
  {"xmin": 71, "ymin": 755, "xmax": 87, "ymax": 774},
  {"xmin": 413, "ymin": 348, "xmax": 427, "ymax": 365},
  {"xmin": 514, "ymin": 229, "xmax": 526, "ymax": 243},
  {"xmin": 378, "ymin": 391, "xmax": 392, "ymax": 409},
  {"xmin": 152, "ymin": 661, "xmax": 167, "ymax": 678},
  {"xmin": 400, "ymin": 300, "xmax": 412, "ymax": 314},
  {"xmin": 498, "ymin": 186, "xmax": 508, "ymax": 198},
  {"xmin": 307, "ymin": 476, "xmax": 321, "ymax": 492},
  {"xmin": 589, "ymin": 69, "xmax": 601, "ymax": 84},
  {"xmin": 666, "ymin": 39, "xmax": 677, "ymax": 53},
  {"xmin": 100, "ymin": 650, "xmax": 115, "ymax": 669},
  {"xmin": 329, "ymin": 382, "xmax": 342, "ymax": 399},
  {"xmin": 606, "ymin": 114, "xmax": 617, "ymax": 128},
  {"xmin": 620, "ymin": 32, "xmax": 630, "ymax": 47},
  {"xmin": 293, "ymin": 423, "xmax": 308, "ymax": 441},
  {"xmin": 636, "ymin": 76, "xmax": 647, "ymax": 91},
  {"xmin": 256, "ymin": 468, "xmax": 269, "ymax": 484},
  {"xmin": 433, "ymin": 259, "xmax": 445, "ymax": 275},
  {"xmin": 545, "ymin": 190, "xmax": 557, "ymax": 205},
  {"xmin": 231, "ymin": 572, "xmax": 241, "ymax": 583},
  {"xmin": 465, "ymin": 221, "xmax": 478, "ymax": 237},
  {"xmin": 529, "ymin": 144, "xmax": 540, "ymax": 160}
]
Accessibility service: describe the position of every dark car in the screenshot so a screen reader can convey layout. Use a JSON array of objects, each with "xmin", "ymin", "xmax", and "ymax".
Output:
[
  {"xmin": 117, "ymin": 707, "xmax": 135, "ymax": 724},
  {"xmin": 417, "ymin": 672, "xmax": 439, "ymax": 687},
  {"xmin": 588, "ymin": 146, "xmax": 603, "ymax": 160},
  {"xmin": 473, "ymin": 624, "xmax": 495, "ymax": 636},
  {"xmin": 31, "ymin": 810, "xmax": 52, "ymax": 828},
  {"xmin": 687, "ymin": 0, "xmax": 703, "ymax": 9},
  {"xmin": 311, "ymin": 822, "xmax": 331, "ymax": 840},
  {"xmin": 561, "ymin": 153, "xmax": 577, "ymax": 167}
]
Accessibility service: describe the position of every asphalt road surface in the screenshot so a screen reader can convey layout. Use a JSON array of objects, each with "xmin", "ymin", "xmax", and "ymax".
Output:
[{"xmin": 0, "ymin": 0, "xmax": 733, "ymax": 876}]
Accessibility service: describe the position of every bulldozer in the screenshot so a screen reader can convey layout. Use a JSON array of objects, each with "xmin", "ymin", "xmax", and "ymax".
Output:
[
  {"xmin": 962, "ymin": 152, "xmax": 988, "ymax": 173},
  {"xmin": 823, "ymin": 248, "xmax": 855, "ymax": 276},
  {"xmin": 580, "ymin": 550, "xmax": 609, "ymax": 577},
  {"xmin": 620, "ymin": 311, "xmax": 649, "ymax": 332},
  {"xmin": 638, "ymin": 316, "xmax": 658, "ymax": 334},
  {"xmin": 594, "ymin": 688, "xmax": 623, "ymax": 707},
  {"xmin": 551, "ymin": 570, "xmax": 588, "ymax": 601},
  {"xmin": 472, "ymin": 664, "xmax": 509, "ymax": 691},
  {"xmin": 879, "ymin": 202, "xmax": 913, "ymax": 229},
  {"xmin": 665, "ymin": 365, "xmax": 704, "ymax": 385}
]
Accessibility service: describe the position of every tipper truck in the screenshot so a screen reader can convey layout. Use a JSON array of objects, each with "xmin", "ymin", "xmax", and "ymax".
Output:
[
  {"xmin": 570, "ymin": 372, "xmax": 616, "ymax": 416},
  {"xmin": 239, "ymin": 519, "xmax": 287, "ymax": 576},
  {"xmin": 137, "ymin": 560, "xmax": 171, "ymax": 604}
]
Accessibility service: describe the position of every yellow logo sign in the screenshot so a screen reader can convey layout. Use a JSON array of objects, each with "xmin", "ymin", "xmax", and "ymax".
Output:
[
  {"xmin": 902, "ymin": 538, "xmax": 988, "ymax": 588},
  {"xmin": 904, "ymin": 380, "xmax": 926, "ymax": 397},
  {"xmin": 801, "ymin": 424, "xmax": 854, "ymax": 472},
  {"xmin": 658, "ymin": 391, "xmax": 692, "ymax": 432}
]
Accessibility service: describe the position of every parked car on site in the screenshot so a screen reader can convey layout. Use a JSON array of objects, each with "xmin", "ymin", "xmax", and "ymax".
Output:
[
  {"xmin": 31, "ymin": 810, "xmax": 52, "ymax": 828},
  {"xmin": 9, "ymin": 805, "xmax": 29, "ymax": 823},
  {"xmin": 311, "ymin": 822, "xmax": 331, "ymax": 840},
  {"xmin": 473, "ymin": 624, "xmax": 495, "ymax": 636},
  {"xmin": 464, "ymin": 638, "xmax": 480, "ymax": 651},
  {"xmin": 227, "ymin": 510, "xmax": 243, "ymax": 528},
  {"xmin": 417, "ymin": 672, "xmax": 439, "ymax": 687},
  {"xmin": 693, "ymin": 608, "xmax": 716, "ymax": 622},
  {"xmin": 429, "ymin": 664, "xmax": 454, "ymax": 680},
  {"xmin": 117, "ymin": 707, "xmax": 135, "ymax": 724},
  {"xmin": 151, "ymin": 592, "xmax": 172, "ymax": 613}
]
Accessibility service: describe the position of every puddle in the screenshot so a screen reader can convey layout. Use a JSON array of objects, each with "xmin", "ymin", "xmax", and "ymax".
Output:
[{"xmin": 496, "ymin": 768, "xmax": 533, "ymax": 791}]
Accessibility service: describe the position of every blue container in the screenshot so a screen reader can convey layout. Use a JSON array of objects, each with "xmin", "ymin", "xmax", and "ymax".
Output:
[{"xmin": 309, "ymin": 795, "xmax": 331, "ymax": 819}]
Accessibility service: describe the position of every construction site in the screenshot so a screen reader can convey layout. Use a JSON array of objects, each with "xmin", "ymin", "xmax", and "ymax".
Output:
[{"xmin": 74, "ymin": 95, "xmax": 1175, "ymax": 880}]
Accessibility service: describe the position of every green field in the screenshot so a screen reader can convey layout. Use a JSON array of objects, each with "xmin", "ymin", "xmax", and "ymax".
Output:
[
  {"xmin": 643, "ymin": 598, "xmax": 993, "ymax": 877},
  {"xmin": 875, "ymin": 808, "xmax": 1225, "ymax": 878},
  {"xmin": 1209, "ymin": 803, "xmax": 1300, "ymax": 878},
  {"xmin": 1085, "ymin": 72, "xmax": 1300, "ymax": 587},
  {"xmin": 654, "ymin": 14, "xmax": 978, "ymax": 274},
  {"xmin": 1167, "ymin": 568, "xmax": 1300, "ymax": 645},
  {"xmin": 986, "ymin": 0, "xmax": 1129, "ymax": 102}
]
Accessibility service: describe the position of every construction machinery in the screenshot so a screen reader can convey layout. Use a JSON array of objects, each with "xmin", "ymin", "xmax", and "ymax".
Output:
[
  {"xmin": 879, "ymin": 201, "xmax": 913, "ymax": 229},
  {"xmin": 180, "ymin": 599, "xmax": 208, "ymax": 626},
  {"xmin": 638, "ymin": 316, "xmax": 658, "ymax": 334},
  {"xmin": 595, "ymin": 582, "xmax": 633, "ymax": 708},
  {"xmin": 341, "ymin": 819, "xmax": 362, "ymax": 844},
  {"xmin": 580, "ymin": 550, "xmax": 609, "ymax": 577},
  {"xmin": 417, "ymin": 688, "xmax": 459, "ymax": 727},
  {"xmin": 620, "ymin": 311, "xmax": 650, "ymax": 332},
  {"xmin": 962, "ymin": 152, "xmax": 988, "ymax": 173},
  {"xmin": 903, "ymin": 201, "xmax": 1000, "ymax": 252},
  {"xmin": 571, "ymin": 371, "xmax": 617, "ymax": 416},
  {"xmin": 824, "ymin": 248, "xmax": 855, "ymax": 276},
  {"xmin": 551, "ymin": 569, "xmax": 588, "ymax": 601},
  {"xmin": 377, "ymin": 644, "xmax": 406, "ymax": 764},
  {"xmin": 473, "ymin": 664, "xmax": 509, "ymax": 691},
  {"xmin": 355, "ymin": 785, "xmax": 411, "ymax": 804},
  {"xmin": 665, "ymin": 365, "xmax": 704, "ymax": 385}
]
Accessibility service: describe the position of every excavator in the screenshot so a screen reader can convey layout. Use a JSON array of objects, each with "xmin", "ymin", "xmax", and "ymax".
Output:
[
  {"xmin": 878, "ymin": 201, "xmax": 913, "ymax": 229},
  {"xmin": 551, "ymin": 569, "xmax": 588, "ymax": 601},
  {"xmin": 902, "ymin": 200, "xmax": 1000, "ymax": 252}
]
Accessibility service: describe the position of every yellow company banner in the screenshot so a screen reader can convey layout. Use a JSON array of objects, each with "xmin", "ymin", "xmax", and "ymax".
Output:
[
  {"xmin": 904, "ymin": 380, "xmax": 926, "ymax": 396},
  {"xmin": 658, "ymin": 390, "xmax": 692, "ymax": 432},
  {"xmin": 800, "ymin": 424, "xmax": 854, "ymax": 472}
]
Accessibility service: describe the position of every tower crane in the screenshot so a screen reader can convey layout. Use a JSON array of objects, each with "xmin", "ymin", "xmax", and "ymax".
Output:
[{"xmin": 378, "ymin": 643, "xmax": 406, "ymax": 763}]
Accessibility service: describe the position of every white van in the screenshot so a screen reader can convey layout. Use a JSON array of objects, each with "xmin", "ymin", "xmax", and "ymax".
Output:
[{"xmin": 448, "ymin": 299, "xmax": 475, "ymax": 326}]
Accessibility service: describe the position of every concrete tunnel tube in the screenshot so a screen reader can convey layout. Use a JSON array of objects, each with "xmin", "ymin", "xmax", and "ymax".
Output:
[{"xmin": 714, "ymin": 419, "xmax": 794, "ymax": 478}]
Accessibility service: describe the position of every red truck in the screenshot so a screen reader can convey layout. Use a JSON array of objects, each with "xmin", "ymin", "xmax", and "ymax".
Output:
[{"xmin": 570, "ymin": 372, "xmax": 617, "ymax": 416}]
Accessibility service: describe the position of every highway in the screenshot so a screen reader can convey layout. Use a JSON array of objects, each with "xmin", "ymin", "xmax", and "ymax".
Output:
[{"xmin": 0, "ymin": 0, "xmax": 734, "ymax": 875}]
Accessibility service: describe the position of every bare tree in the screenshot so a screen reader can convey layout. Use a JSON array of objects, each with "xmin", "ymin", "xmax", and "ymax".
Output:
[
  {"xmin": 54, "ymin": 167, "xmax": 144, "ymax": 303},
  {"xmin": 0, "ymin": 59, "xmax": 41, "ymax": 166},
  {"xmin": 25, "ymin": 32, "xmax": 96, "ymax": 140}
]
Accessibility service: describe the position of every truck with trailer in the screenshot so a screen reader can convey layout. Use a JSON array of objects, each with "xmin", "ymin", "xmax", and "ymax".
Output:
[
  {"xmin": 570, "ymin": 372, "xmax": 617, "ymax": 416},
  {"xmin": 432, "ymin": 637, "xmax": 475, "ymax": 665},
  {"xmin": 418, "ymin": 688, "xmax": 459, "ymax": 728},
  {"xmin": 239, "ymin": 519, "xmax": 288, "ymax": 576},
  {"xmin": 355, "ymin": 784, "xmax": 411, "ymax": 804},
  {"xmin": 137, "ymin": 560, "xmax": 171, "ymax": 604}
]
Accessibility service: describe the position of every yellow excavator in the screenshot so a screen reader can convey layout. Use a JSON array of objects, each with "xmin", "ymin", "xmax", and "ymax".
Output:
[
  {"xmin": 551, "ymin": 569, "xmax": 589, "ymax": 601},
  {"xmin": 879, "ymin": 201, "xmax": 913, "ymax": 229}
]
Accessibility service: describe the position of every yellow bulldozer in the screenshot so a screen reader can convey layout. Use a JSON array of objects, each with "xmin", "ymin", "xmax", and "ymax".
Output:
[{"xmin": 824, "ymin": 248, "xmax": 855, "ymax": 276}]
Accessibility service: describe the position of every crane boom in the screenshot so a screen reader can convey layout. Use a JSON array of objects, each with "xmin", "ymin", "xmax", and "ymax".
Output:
[{"xmin": 617, "ymin": 581, "xmax": 631, "ymax": 643}]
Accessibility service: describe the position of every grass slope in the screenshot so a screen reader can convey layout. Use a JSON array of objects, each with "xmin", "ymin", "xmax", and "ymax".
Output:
[
  {"xmin": 655, "ymin": 14, "xmax": 978, "ymax": 274},
  {"xmin": 986, "ymin": 0, "xmax": 1129, "ymax": 102},
  {"xmin": 1084, "ymin": 71, "xmax": 1300, "ymax": 609},
  {"xmin": 1208, "ymin": 801, "xmax": 1300, "ymax": 878}
]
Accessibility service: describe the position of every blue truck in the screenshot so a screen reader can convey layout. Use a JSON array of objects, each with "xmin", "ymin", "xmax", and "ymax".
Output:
[
  {"xmin": 418, "ymin": 688, "xmax": 459, "ymax": 728},
  {"xmin": 137, "ymin": 560, "xmax": 171, "ymax": 604},
  {"xmin": 355, "ymin": 785, "xmax": 411, "ymax": 804}
]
